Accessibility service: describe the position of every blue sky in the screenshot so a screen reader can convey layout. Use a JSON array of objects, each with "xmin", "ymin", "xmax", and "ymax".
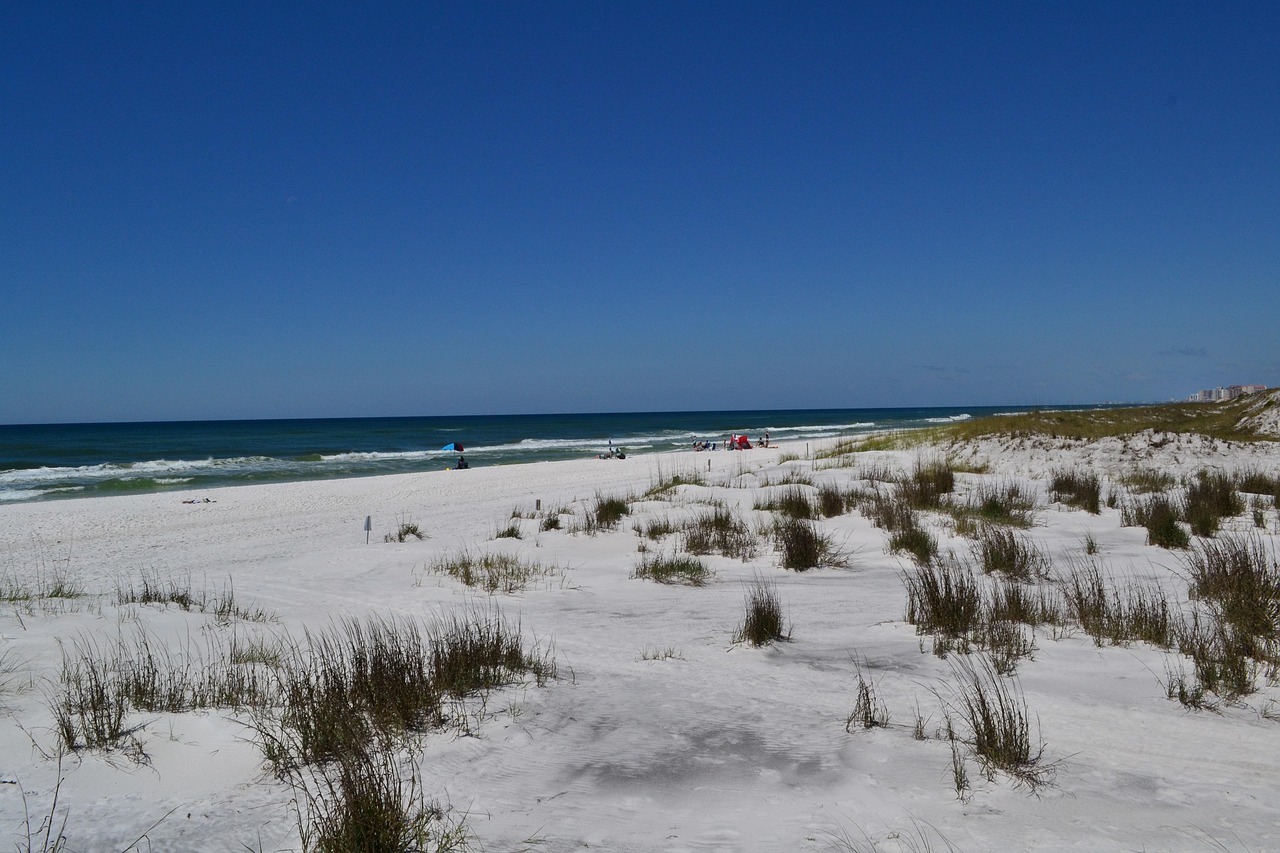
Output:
[{"xmin": 3, "ymin": 2, "xmax": 1277, "ymax": 424}]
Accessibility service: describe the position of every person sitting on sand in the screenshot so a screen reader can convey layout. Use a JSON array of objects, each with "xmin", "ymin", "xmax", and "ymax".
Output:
[{"xmin": 455, "ymin": 455, "xmax": 468, "ymax": 469}]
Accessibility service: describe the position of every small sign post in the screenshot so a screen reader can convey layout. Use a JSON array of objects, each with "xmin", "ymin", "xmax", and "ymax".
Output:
[{"xmin": 364, "ymin": 515, "xmax": 372, "ymax": 545}]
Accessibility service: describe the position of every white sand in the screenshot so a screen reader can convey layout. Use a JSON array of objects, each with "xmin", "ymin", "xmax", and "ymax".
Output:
[{"xmin": 2, "ymin": 436, "xmax": 1280, "ymax": 851}]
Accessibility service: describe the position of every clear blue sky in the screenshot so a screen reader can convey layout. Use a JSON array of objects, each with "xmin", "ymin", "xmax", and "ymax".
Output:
[{"xmin": 3, "ymin": 2, "xmax": 1277, "ymax": 424}]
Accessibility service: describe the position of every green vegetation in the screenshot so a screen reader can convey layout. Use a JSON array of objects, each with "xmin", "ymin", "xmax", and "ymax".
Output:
[
  {"xmin": 1049, "ymin": 468, "xmax": 1102, "ymax": 514},
  {"xmin": 574, "ymin": 493, "xmax": 631, "ymax": 534},
  {"xmin": 422, "ymin": 551, "xmax": 560, "ymax": 594},
  {"xmin": 631, "ymin": 552, "xmax": 714, "ymax": 586},
  {"xmin": 682, "ymin": 506, "xmax": 760, "ymax": 561},
  {"xmin": 1183, "ymin": 470, "xmax": 1244, "ymax": 537},
  {"xmin": 770, "ymin": 517, "xmax": 845, "ymax": 571},
  {"xmin": 1121, "ymin": 495, "xmax": 1190, "ymax": 549},
  {"xmin": 735, "ymin": 577, "xmax": 789, "ymax": 646},
  {"xmin": 950, "ymin": 480, "xmax": 1039, "ymax": 529},
  {"xmin": 948, "ymin": 657, "xmax": 1053, "ymax": 791},
  {"xmin": 971, "ymin": 525, "xmax": 1048, "ymax": 580},
  {"xmin": 753, "ymin": 486, "xmax": 819, "ymax": 519}
]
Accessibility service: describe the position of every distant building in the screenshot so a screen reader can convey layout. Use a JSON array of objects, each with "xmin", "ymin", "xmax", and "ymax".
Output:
[{"xmin": 1188, "ymin": 384, "xmax": 1267, "ymax": 402}]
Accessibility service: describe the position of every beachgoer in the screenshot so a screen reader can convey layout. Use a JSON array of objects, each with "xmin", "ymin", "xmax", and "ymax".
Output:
[{"xmin": 456, "ymin": 456, "xmax": 468, "ymax": 469}]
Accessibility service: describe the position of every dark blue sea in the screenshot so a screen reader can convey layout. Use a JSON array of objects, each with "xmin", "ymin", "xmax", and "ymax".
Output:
[{"xmin": 0, "ymin": 406, "xmax": 1086, "ymax": 503}]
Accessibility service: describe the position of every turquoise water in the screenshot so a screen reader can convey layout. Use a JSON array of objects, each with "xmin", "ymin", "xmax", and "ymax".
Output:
[{"xmin": 0, "ymin": 406, "xmax": 1086, "ymax": 503}]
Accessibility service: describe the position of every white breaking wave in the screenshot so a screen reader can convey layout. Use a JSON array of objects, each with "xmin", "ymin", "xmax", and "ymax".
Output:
[
  {"xmin": 0, "ymin": 456, "xmax": 282, "ymax": 485},
  {"xmin": 925, "ymin": 414, "xmax": 971, "ymax": 423}
]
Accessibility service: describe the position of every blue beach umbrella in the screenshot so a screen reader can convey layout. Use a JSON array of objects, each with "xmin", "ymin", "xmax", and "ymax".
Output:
[{"xmin": 441, "ymin": 442, "xmax": 464, "ymax": 452}]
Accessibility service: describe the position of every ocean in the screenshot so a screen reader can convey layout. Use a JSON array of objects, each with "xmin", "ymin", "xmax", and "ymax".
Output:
[{"xmin": 0, "ymin": 406, "xmax": 1075, "ymax": 503}]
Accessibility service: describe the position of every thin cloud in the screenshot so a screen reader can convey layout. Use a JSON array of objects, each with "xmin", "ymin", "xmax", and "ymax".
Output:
[{"xmin": 1160, "ymin": 347, "xmax": 1208, "ymax": 358}]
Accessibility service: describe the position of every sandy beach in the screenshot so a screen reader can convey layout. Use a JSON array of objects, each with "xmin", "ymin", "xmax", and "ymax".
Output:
[{"xmin": 3, "ymin": 427, "xmax": 1280, "ymax": 852}]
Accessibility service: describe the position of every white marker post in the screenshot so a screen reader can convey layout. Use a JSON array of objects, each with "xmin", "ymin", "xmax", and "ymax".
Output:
[{"xmin": 364, "ymin": 515, "xmax": 372, "ymax": 545}]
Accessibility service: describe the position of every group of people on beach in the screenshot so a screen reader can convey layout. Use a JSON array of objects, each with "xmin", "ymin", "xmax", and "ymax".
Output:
[{"xmin": 693, "ymin": 431, "xmax": 771, "ymax": 451}]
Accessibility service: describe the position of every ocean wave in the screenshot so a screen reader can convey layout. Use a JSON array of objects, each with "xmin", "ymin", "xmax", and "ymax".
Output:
[
  {"xmin": 781, "ymin": 422, "xmax": 876, "ymax": 434},
  {"xmin": 319, "ymin": 450, "xmax": 440, "ymax": 463},
  {"xmin": 0, "ymin": 456, "xmax": 284, "ymax": 484},
  {"xmin": 925, "ymin": 414, "xmax": 971, "ymax": 423}
]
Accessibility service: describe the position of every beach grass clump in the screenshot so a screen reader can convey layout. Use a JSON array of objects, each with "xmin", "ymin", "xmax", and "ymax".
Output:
[
  {"xmin": 538, "ymin": 505, "xmax": 569, "ymax": 532},
  {"xmin": 753, "ymin": 486, "xmax": 819, "ymax": 520},
  {"xmin": 948, "ymin": 657, "xmax": 1053, "ymax": 791},
  {"xmin": 770, "ymin": 517, "xmax": 845, "ymax": 571},
  {"xmin": 644, "ymin": 465, "xmax": 707, "ymax": 499},
  {"xmin": 427, "ymin": 608, "xmax": 555, "ymax": 699},
  {"xmin": 817, "ymin": 483, "xmax": 851, "ymax": 518},
  {"xmin": 260, "ymin": 617, "xmax": 442, "ymax": 770},
  {"xmin": 1174, "ymin": 612, "xmax": 1260, "ymax": 703},
  {"xmin": 1, "ymin": 562, "xmax": 85, "ymax": 604},
  {"xmin": 52, "ymin": 643, "xmax": 140, "ymax": 753},
  {"xmin": 1236, "ymin": 467, "xmax": 1280, "ymax": 504},
  {"xmin": 856, "ymin": 486, "xmax": 918, "ymax": 533},
  {"xmin": 899, "ymin": 458, "xmax": 956, "ymax": 509},
  {"xmin": 971, "ymin": 525, "xmax": 1048, "ymax": 580},
  {"xmin": 1121, "ymin": 495, "xmax": 1190, "ymax": 549},
  {"xmin": 114, "ymin": 571, "xmax": 202, "ymax": 611},
  {"xmin": 1118, "ymin": 467, "xmax": 1179, "ymax": 494},
  {"xmin": 52, "ymin": 629, "xmax": 280, "ymax": 754},
  {"xmin": 1182, "ymin": 533, "xmax": 1280, "ymax": 646},
  {"xmin": 681, "ymin": 506, "xmax": 759, "ymax": 561},
  {"xmin": 888, "ymin": 519, "xmax": 938, "ymax": 567},
  {"xmin": 987, "ymin": 576, "xmax": 1063, "ymax": 630},
  {"xmin": 385, "ymin": 518, "xmax": 426, "ymax": 543},
  {"xmin": 735, "ymin": 577, "xmax": 790, "ymax": 646},
  {"xmin": 1049, "ymin": 468, "xmax": 1102, "ymax": 514},
  {"xmin": 903, "ymin": 559, "xmax": 984, "ymax": 643},
  {"xmin": 291, "ymin": 747, "xmax": 470, "ymax": 853},
  {"xmin": 574, "ymin": 493, "xmax": 631, "ymax": 534},
  {"xmin": 634, "ymin": 515, "xmax": 679, "ymax": 540},
  {"xmin": 493, "ymin": 519, "xmax": 522, "ymax": 539},
  {"xmin": 114, "ymin": 630, "xmax": 278, "ymax": 714},
  {"xmin": 631, "ymin": 552, "xmax": 714, "ymax": 586},
  {"xmin": 113, "ymin": 572, "xmax": 272, "ymax": 622},
  {"xmin": 424, "ymin": 551, "xmax": 559, "ymax": 594},
  {"xmin": 1182, "ymin": 470, "xmax": 1244, "ymax": 537},
  {"xmin": 845, "ymin": 657, "xmax": 890, "ymax": 731},
  {"xmin": 758, "ymin": 469, "xmax": 817, "ymax": 488},
  {"xmin": 260, "ymin": 610, "xmax": 551, "ymax": 773},
  {"xmin": 951, "ymin": 480, "xmax": 1039, "ymax": 529},
  {"xmin": 1060, "ymin": 558, "xmax": 1177, "ymax": 648}
]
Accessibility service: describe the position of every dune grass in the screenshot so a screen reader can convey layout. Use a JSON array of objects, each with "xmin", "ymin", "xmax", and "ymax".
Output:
[
  {"xmin": 971, "ymin": 525, "xmax": 1048, "ymax": 580},
  {"xmin": 682, "ymin": 506, "xmax": 760, "ymax": 561},
  {"xmin": 1183, "ymin": 470, "xmax": 1244, "ymax": 537},
  {"xmin": 845, "ymin": 657, "xmax": 891, "ymax": 731},
  {"xmin": 950, "ymin": 480, "xmax": 1039, "ymax": 529},
  {"xmin": 770, "ymin": 517, "xmax": 846, "ymax": 571},
  {"xmin": 753, "ymin": 486, "xmax": 819, "ymax": 519},
  {"xmin": 572, "ymin": 493, "xmax": 632, "ymax": 534},
  {"xmin": 735, "ymin": 577, "xmax": 790, "ymax": 646},
  {"xmin": 1059, "ymin": 558, "xmax": 1176, "ymax": 648},
  {"xmin": 644, "ymin": 465, "xmax": 707, "ymax": 499},
  {"xmin": 1121, "ymin": 494, "xmax": 1190, "ymax": 549},
  {"xmin": 899, "ymin": 458, "xmax": 956, "ymax": 509},
  {"xmin": 385, "ymin": 518, "xmax": 426, "ymax": 543},
  {"xmin": 290, "ymin": 746, "xmax": 472, "ymax": 853},
  {"xmin": 631, "ymin": 552, "xmax": 714, "ymax": 586},
  {"xmin": 888, "ymin": 518, "xmax": 938, "ymax": 567},
  {"xmin": 422, "ymin": 551, "xmax": 560, "ymax": 594},
  {"xmin": 1049, "ymin": 468, "xmax": 1102, "ymax": 514},
  {"xmin": 947, "ymin": 656, "xmax": 1053, "ymax": 791}
]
